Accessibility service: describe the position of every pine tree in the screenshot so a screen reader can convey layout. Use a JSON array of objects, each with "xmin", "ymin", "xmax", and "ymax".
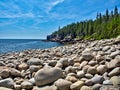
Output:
[
  {"xmin": 58, "ymin": 26, "xmax": 60, "ymax": 31},
  {"xmin": 99, "ymin": 13, "xmax": 102, "ymax": 23},
  {"xmin": 96, "ymin": 12, "xmax": 99, "ymax": 20},
  {"xmin": 111, "ymin": 11, "xmax": 114, "ymax": 18},
  {"xmin": 114, "ymin": 6, "xmax": 118, "ymax": 17},
  {"xmin": 106, "ymin": 9, "xmax": 109, "ymax": 21}
]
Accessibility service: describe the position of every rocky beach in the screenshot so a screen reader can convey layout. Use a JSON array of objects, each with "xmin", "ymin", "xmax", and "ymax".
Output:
[{"xmin": 0, "ymin": 36, "xmax": 120, "ymax": 90}]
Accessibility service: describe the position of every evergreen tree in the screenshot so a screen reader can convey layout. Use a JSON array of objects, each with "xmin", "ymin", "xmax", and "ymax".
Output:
[
  {"xmin": 99, "ymin": 13, "xmax": 102, "ymax": 23},
  {"xmin": 106, "ymin": 9, "xmax": 109, "ymax": 21},
  {"xmin": 96, "ymin": 12, "xmax": 99, "ymax": 20},
  {"xmin": 58, "ymin": 26, "xmax": 60, "ymax": 31},
  {"xmin": 114, "ymin": 6, "xmax": 118, "ymax": 17}
]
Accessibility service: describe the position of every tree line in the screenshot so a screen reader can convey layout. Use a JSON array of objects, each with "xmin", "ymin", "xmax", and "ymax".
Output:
[{"xmin": 47, "ymin": 6, "xmax": 120, "ymax": 41}]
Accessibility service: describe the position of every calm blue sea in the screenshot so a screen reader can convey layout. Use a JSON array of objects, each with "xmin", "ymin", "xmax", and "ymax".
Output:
[{"xmin": 0, "ymin": 39, "xmax": 62, "ymax": 54}]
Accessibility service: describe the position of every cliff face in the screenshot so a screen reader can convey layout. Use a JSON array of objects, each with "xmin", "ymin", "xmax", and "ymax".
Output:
[
  {"xmin": 47, "ymin": 34, "xmax": 74, "ymax": 43},
  {"xmin": 47, "ymin": 35, "xmax": 54, "ymax": 41},
  {"xmin": 47, "ymin": 34, "xmax": 63, "ymax": 42}
]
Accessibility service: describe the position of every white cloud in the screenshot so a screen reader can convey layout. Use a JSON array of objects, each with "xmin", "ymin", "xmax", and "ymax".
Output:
[
  {"xmin": 52, "ymin": 0, "xmax": 64, "ymax": 6},
  {"xmin": 0, "ymin": 0, "xmax": 65, "ymax": 19},
  {"xmin": 0, "ymin": 0, "xmax": 44, "ymax": 18},
  {"xmin": 45, "ymin": 0, "xmax": 64, "ymax": 13}
]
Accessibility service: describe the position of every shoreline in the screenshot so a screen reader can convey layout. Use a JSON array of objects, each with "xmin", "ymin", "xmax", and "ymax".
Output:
[
  {"xmin": 0, "ymin": 37, "xmax": 120, "ymax": 90},
  {"xmin": 0, "ymin": 39, "xmax": 63, "ymax": 55}
]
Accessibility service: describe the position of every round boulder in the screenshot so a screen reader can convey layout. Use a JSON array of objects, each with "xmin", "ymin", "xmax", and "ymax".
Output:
[
  {"xmin": 82, "ymin": 52, "xmax": 94, "ymax": 61},
  {"xmin": 0, "ymin": 87, "xmax": 13, "ymax": 90},
  {"xmin": 80, "ymin": 61, "xmax": 88, "ymax": 69},
  {"xmin": 54, "ymin": 79, "xmax": 72, "ymax": 90},
  {"xmin": 18, "ymin": 63, "xmax": 28, "ymax": 71},
  {"xmin": 110, "ymin": 76, "xmax": 120, "ymax": 87},
  {"xmin": 48, "ymin": 60, "xmax": 57, "ymax": 67},
  {"xmin": 27, "ymin": 58, "xmax": 42, "ymax": 66},
  {"xmin": 29, "ymin": 65, "xmax": 40, "ymax": 73},
  {"xmin": 108, "ymin": 67, "xmax": 120, "ymax": 77},
  {"xmin": 9, "ymin": 68, "xmax": 21, "ymax": 77},
  {"xmin": 85, "ymin": 74, "xmax": 93, "ymax": 79},
  {"xmin": 59, "ymin": 58, "xmax": 69, "ymax": 67},
  {"xmin": 88, "ymin": 61, "xmax": 97, "ymax": 66},
  {"xmin": 0, "ymin": 78, "xmax": 14, "ymax": 89},
  {"xmin": 97, "ymin": 65, "xmax": 107, "ymax": 74},
  {"xmin": 107, "ymin": 59, "xmax": 120, "ymax": 69},
  {"xmin": 87, "ymin": 66, "xmax": 97, "ymax": 75},
  {"xmin": 34, "ymin": 67, "xmax": 63, "ymax": 86},
  {"xmin": 77, "ymin": 70, "xmax": 85, "ymax": 78},
  {"xmin": 0, "ymin": 67, "xmax": 10, "ymax": 78},
  {"xmin": 92, "ymin": 84, "xmax": 102, "ymax": 90},
  {"xmin": 70, "ymin": 80, "xmax": 84, "ymax": 90},
  {"xmin": 91, "ymin": 74, "xmax": 104, "ymax": 84},
  {"xmin": 110, "ymin": 50, "xmax": 120, "ymax": 58},
  {"xmin": 14, "ymin": 85, "xmax": 21, "ymax": 90},
  {"xmin": 32, "ymin": 85, "xmax": 57, "ymax": 90},
  {"xmin": 80, "ymin": 86, "xmax": 91, "ymax": 90},
  {"xmin": 21, "ymin": 81, "xmax": 33, "ymax": 90},
  {"xmin": 103, "ymin": 80, "xmax": 112, "ymax": 85}
]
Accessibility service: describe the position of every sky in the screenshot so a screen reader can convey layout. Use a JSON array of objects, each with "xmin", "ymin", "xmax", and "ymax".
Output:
[{"xmin": 0, "ymin": 0, "xmax": 120, "ymax": 39}]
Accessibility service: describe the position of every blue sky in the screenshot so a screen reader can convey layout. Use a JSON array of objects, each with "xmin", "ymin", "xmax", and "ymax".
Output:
[{"xmin": 0, "ymin": 0, "xmax": 120, "ymax": 39}]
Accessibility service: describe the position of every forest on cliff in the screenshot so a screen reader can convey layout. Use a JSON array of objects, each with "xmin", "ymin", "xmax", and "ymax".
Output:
[{"xmin": 47, "ymin": 6, "xmax": 120, "ymax": 41}]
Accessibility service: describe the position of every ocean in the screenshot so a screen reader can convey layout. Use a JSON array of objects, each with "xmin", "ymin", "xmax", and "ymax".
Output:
[{"xmin": 0, "ymin": 39, "xmax": 63, "ymax": 54}]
